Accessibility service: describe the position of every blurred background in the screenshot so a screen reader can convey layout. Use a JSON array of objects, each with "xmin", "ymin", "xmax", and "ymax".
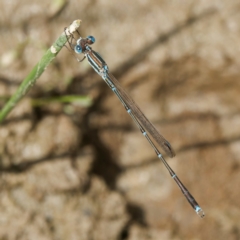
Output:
[{"xmin": 1, "ymin": 0, "xmax": 240, "ymax": 239}]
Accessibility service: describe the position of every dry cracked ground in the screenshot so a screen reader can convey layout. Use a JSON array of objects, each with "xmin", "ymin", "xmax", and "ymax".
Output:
[{"xmin": 0, "ymin": 0, "xmax": 240, "ymax": 239}]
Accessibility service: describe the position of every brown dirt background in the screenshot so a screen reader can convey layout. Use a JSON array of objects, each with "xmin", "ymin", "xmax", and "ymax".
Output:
[{"xmin": 1, "ymin": 0, "xmax": 240, "ymax": 239}]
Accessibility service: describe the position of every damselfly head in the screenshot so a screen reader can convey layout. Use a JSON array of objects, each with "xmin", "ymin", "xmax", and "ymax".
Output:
[{"xmin": 74, "ymin": 36, "xmax": 95, "ymax": 54}]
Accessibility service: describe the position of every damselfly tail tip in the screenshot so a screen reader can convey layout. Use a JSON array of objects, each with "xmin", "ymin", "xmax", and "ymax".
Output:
[{"xmin": 196, "ymin": 207, "xmax": 205, "ymax": 218}]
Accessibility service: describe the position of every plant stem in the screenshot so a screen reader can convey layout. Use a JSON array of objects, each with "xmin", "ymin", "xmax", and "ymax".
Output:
[
  {"xmin": 31, "ymin": 95, "xmax": 92, "ymax": 107},
  {"xmin": 0, "ymin": 19, "xmax": 81, "ymax": 123}
]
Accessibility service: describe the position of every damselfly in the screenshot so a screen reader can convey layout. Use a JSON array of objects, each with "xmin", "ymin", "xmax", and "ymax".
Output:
[{"xmin": 66, "ymin": 32, "xmax": 204, "ymax": 218}]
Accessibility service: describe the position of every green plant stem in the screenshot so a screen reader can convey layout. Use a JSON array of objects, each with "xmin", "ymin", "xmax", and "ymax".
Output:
[
  {"xmin": 31, "ymin": 95, "xmax": 92, "ymax": 107},
  {"xmin": 0, "ymin": 19, "xmax": 81, "ymax": 123}
]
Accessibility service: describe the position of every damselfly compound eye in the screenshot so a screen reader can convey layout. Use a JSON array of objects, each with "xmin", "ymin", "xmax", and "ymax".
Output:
[
  {"xmin": 87, "ymin": 36, "xmax": 95, "ymax": 44},
  {"xmin": 74, "ymin": 45, "xmax": 82, "ymax": 54}
]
